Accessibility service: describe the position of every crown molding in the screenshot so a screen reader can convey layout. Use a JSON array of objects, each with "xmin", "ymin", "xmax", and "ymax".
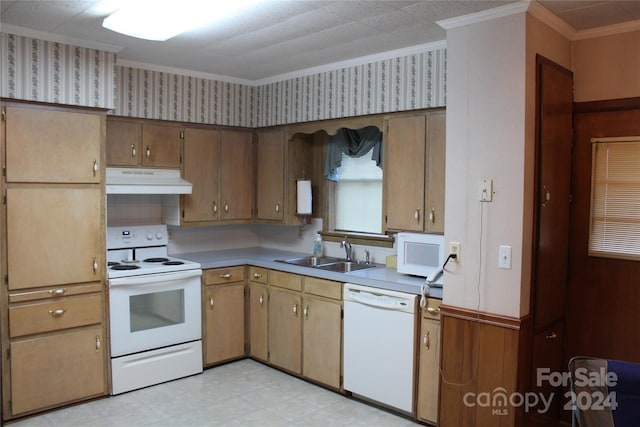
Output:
[
  {"xmin": 1, "ymin": 24, "xmax": 123, "ymax": 53},
  {"xmin": 573, "ymin": 19, "xmax": 640, "ymax": 40},
  {"xmin": 527, "ymin": 1, "xmax": 576, "ymax": 40},
  {"xmin": 437, "ymin": 0, "xmax": 531, "ymax": 29},
  {"xmin": 115, "ymin": 59, "xmax": 254, "ymax": 86}
]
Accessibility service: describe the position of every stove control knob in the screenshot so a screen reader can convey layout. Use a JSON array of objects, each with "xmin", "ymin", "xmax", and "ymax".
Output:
[
  {"xmin": 156, "ymin": 232, "xmax": 163, "ymax": 240},
  {"xmin": 146, "ymin": 233, "xmax": 153, "ymax": 240}
]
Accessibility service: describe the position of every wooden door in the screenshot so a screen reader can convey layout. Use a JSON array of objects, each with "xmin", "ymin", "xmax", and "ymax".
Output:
[
  {"xmin": 10, "ymin": 327, "xmax": 106, "ymax": 416},
  {"xmin": 424, "ymin": 110, "xmax": 446, "ymax": 234},
  {"xmin": 532, "ymin": 57, "xmax": 573, "ymax": 331},
  {"xmin": 530, "ymin": 321, "xmax": 565, "ymax": 419},
  {"xmin": 106, "ymin": 119, "xmax": 141, "ymax": 166},
  {"xmin": 417, "ymin": 316, "xmax": 440, "ymax": 424},
  {"xmin": 141, "ymin": 123, "xmax": 182, "ymax": 168},
  {"xmin": 248, "ymin": 282, "xmax": 268, "ymax": 361},
  {"xmin": 7, "ymin": 187, "xmax": 103, "ymax": 290},
  {"xmin": 256, "ymin": 129, "xmax": 284, "ymax": 221},
  {"xmin": 220, "ymin": 130, "xmax": 254, "ymax": 221},
  {"xmin": 384, "ymin": 115, "xmax": 426, "ymax": 231},
  {"xmin": 5, "ymin": 105, "xmax": 101, "ymax": 183},
  {"xmin": 204, "ymin": 284, "xmax": 245, "ymax": 365},
  {"xmin": 302, "ymin": 297, "xmax": 341, "ymax": 389},
  {"xmin": 183, "ymin": 127, "xmax": 220, "ymax": 222},
  {"xmin": 268, "ymin": 288, "xmax": 301, "ymax": 374}
]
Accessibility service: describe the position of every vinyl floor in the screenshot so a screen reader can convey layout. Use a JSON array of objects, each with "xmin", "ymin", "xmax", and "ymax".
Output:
[{"xmin": 8, "ymin": 359, "xmax": 422, "ymax": 426}]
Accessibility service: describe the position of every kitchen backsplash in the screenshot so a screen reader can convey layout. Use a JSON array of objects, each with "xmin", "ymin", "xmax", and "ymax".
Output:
[{"xmin": 2, "ymin": 32, "xmax": 446, "ymax": 126}]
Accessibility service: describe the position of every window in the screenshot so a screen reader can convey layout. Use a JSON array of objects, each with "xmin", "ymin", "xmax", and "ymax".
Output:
[
  {"xmin": 589, "ymin": 136, "xmax": 640, "ymax": 260},
  {"xmin": 332, "ymin": 149, "xmax": 383, "ymax": 233}
]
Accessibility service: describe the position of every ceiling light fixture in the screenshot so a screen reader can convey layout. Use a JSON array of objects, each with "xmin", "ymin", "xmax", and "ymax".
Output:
[{"xmin": 102, "ymin": 0, "xmax": 260, "ymax": 41}]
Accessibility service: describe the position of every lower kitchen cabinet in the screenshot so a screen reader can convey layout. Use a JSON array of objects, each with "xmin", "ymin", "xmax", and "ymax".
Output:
[
  {"xmin": 248, "ymin": 267, "xmax": 269, "ymax": 361},
  {"xmin": 268, "ymin": 287, "xmax": 302, "ymax": 374},
  {"xmin": 10, "ymin": 327, "xmax": 106, "ymax": 416},
  {"xmin": 302, "ymin": 279, "xmax": 342, "ymax": 389},
  {"xmin": 203, "ymin": 267, "xmax": 246, "ymax": 366},
  {"xmin": 417, "ymin": 299, "xmax": 441, "ymax": 424}
]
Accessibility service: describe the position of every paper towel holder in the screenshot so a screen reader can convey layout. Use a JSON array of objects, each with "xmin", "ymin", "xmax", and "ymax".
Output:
[{"xmin": 296, "ymin": 178, "xmax": 312, "ymax": 217}]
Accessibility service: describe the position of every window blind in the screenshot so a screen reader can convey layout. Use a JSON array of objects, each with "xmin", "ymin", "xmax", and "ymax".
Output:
[{"xmin": 589, "ymin": 136, "xmax": 640, "ymax": 260}]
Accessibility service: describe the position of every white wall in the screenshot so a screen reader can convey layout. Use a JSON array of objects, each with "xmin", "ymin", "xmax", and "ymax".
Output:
[{"xmin": 443, "ymin": 13, "xmax": 527, "ymax": 318}]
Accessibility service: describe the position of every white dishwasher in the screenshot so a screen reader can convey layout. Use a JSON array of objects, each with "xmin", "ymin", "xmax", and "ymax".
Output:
[{"xmin": 343, "ymin": 283, "xmax": 418, "ymax": 414}]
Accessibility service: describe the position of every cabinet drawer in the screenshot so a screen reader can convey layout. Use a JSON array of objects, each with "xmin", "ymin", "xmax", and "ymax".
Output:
[
  {"xmin": 248, "ymin": 267, "xmax": 268, "ymax": 284},
  {"xmin": 205, "ymin": 266, "xmax": 246, "ymax": 285},
  {"xmin": 9, "ymin": 294, "xmax": 103, "ymax": 338},
  {"xmin": 9, "ymin": 283, "xmax": 102, "ymax": 304},
  {"xmin": 269, "ymin": 271, "xmax": 302, "ymax": 292},
  {"xmin": 304, "ymin": 277, "xmax": 342, "ymax": 300},
  {"xmin": 422, "ymin": 298, "xmax": 442, "ymax": 320}
]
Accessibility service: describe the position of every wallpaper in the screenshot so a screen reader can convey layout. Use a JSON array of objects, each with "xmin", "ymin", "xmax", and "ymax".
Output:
[
  {"xmin": 0, "ymin": 33, "xmax": 116, "ymax": 109},
  {"xmin": 1, "ymin": 31, "xmax": 446, "ymax": 126}
]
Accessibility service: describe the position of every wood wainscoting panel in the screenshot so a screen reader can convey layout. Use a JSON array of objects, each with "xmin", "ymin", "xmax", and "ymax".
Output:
[{"xmin": 439, "ymin": 306, "xmax": 531, "ymax": 427}]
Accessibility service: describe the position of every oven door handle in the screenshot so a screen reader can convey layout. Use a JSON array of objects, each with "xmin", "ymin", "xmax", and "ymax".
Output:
[{"xmin": 109, "ymin": 269, "xmax": 202, "ymax": 287}]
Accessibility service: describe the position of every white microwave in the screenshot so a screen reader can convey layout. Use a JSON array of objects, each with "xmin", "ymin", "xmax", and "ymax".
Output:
[{"xmin": 396, "ymin": 232, "xmax": 445, "ymax": 283}]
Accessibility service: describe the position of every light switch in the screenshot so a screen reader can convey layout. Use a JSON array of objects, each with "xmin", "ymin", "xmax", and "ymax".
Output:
[{"xmin": 499, "ymin": 245, "xmax": 511, "ymax": 270}]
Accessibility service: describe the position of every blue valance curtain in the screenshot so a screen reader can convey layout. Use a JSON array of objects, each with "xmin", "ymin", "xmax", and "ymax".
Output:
[{"xmin": 324, "ymin": 126, "xmax": 383, "ymax": 180}]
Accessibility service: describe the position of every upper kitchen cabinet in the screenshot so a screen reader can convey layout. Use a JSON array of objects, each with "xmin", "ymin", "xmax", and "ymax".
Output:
[
  {"xmin": 4, "ymin": 105, "xmax": 102, "ymax": 183},
  {"xmin": 384, "ymin": 109, "xmax": 446, "ymax": 234},
  {"xmin": 170, "ymin": 127, "xmax": 253, "ymax": 225},
  {"xmin": 106, "ymin": 117, "xmax": 182, "ymax": 168},
  {"xmin": 256, "ymin": 129, "xmax": 285, "ymax": 222}
]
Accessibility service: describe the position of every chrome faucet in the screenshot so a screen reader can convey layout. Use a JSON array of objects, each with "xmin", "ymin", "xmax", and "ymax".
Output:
[{"xmin": 340, "ymin": 236, "xmax": 352, "ymax": 262}]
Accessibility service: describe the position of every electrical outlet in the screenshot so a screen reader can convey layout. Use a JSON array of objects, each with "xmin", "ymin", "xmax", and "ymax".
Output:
[
  {"xmin": 479, "ymin": 179, "xmax": 493, "ymax": 202},
  {"xmin": 449, "ymin": 242, "xmax": 461, "ymax": 262}
]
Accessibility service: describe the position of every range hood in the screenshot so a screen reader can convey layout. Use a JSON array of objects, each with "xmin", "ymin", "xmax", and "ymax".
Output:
[{"xmin": 106, "ymin": 168, "xmax": 192, "ymax": 194}]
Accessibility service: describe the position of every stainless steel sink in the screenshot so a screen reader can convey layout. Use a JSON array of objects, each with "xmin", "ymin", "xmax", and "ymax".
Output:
[
  {"xmin": 277, "ymin": 256, "xmax": 341, "ymax": 267},
  {"xmin": 315, "ymin": 261, "xmax": 376, "ymax": 272}
]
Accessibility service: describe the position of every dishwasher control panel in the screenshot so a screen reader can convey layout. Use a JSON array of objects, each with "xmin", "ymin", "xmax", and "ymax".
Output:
[{"xmin": 343, "ymin": 283, "xmax": 416, "ymax": 314}]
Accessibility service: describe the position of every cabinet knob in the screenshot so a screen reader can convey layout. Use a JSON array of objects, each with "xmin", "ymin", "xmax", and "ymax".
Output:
[
  {"xmin": 92, "ymin": 159, "xmax": 98, "ymax": 177},
  {"xmin": 275, "ymin": 203, "xmax": 280, "ymax": 213},
  {"xmin": 429, "ymin": 208, "xmax": 435, "ymax": 223},
  {"xmin": 424, "ymin": 331, "xmax": 430, "ymax": 350},
  {"xmin": 224, "ymin": 203, "xmax": 229, "ymax": 213},
  {"xmin": 304, "ymin": 305, "xmax": 309, "ymax": 319},
  {"xmin": 427, "ymin": 306, "xmax": 440, "ymax": 315},
  {"xmin": 92, "ymin": 257, "xmax": 98, "ymax": 273},
  {"xmin": 48, "ymin": 288, "xmax": 67, "ymax": 296},
  {"xmin": 131, "ymin": 144, "xmax": 136, "ymax": 157},
  {"xmin": 414, "ymin": 208, "xmax": 420, "ymax": 221},
  {"xmin": 219, "ymin": 273, "xmax": 232, "ymax": 279},
  {"xmin": 209, "ymin": 296, "xmax": 215, "ymax": 309},
  {"xmin": 293, "ymin": 303, "xmax": 298, "ymax": 316},
  {"xmin": 253, "ymin": 272, "xmax": 262, "ymax": 279},
  {"xmin": 212, "ymin": 202, "xmax": 218, "ymax": 214},
  {"xmin": 95, "ymin": 336, "xmax": 101, "ymax": 352},
  {"xmin": 146, "ymin": 145, "xmax": 151, "ymax": 159},
  {"xmin": 48, "ymin": 308, "xmax": 66, "ymax": 318},
  {"xmin": 259, "ymin": 294, "xmax": 264, "ymax": 305}
]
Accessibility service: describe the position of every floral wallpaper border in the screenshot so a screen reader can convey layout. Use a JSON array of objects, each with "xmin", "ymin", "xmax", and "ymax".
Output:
[{"xmin": 1, "ymin": 32, "xmax": 446, "ymax": 126}]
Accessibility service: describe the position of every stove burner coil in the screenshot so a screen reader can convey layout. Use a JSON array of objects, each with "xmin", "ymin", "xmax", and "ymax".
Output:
[
  {"xmin": 111, "ymin": 264, "xmax": 141, "ymax": 270},
  {"xmin": 163, "ymin": 261, "xmax": 185, "ymax": 266},
  {"xmin": 144, "ymin": 257, "xmax": 170, "ymax": 263}
]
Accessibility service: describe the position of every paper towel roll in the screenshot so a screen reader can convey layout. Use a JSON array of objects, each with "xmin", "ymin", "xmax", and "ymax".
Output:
[{"xmin": 297, "ymin": 180, "xmax": 312, "ymax": 215}]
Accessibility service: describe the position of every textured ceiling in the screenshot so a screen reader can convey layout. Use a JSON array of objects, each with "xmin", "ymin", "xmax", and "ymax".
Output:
[{"xmin": 1, "ymin": 0, "xmax": 639, "ymax": 82}]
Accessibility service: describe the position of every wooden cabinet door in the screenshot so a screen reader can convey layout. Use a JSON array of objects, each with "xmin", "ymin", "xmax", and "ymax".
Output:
[
  {"xmin": 141, "ymin": 123, "xmax": 182, "ymax": 168},
  {"xmin": 204, "ymin": 284, "xmax": 245, "ymax": 365},
  {"xmin": 417, "ymin": 317, "xmax": 440, "ymax": 424},
  {"xmin": 302, "ymin": 297, "xmax": 342, "ymax": 389},
  {"xmin": 183, "ymin": 127, "xmax": 220, "ymax": 222},
  {"xmin": 7, "ymin": 187, "xmax": 103, "ymax": 290},
  {"xmin": 10, "ymin": 327, "xmax": 106, "ymax": 416},
  {"xmin": 220, "ymin": 130, "xmax": 254, "ymax": 220},
  {"xmin": 384, "ymin": 115, "xmax": 426, "ymax": 231},
  {"xmin": 5, "ymin": 105, "xmax": 101, "ymax": 183},
  {"xmin": 530, "ymin": 321, "xmax": 565, "ymax": 418},
  {"xmin": 248, "ymin": 282, "xmax": 268, "ymax": 361},
  {"xmin": 256, "ymin": 129, "xmax": 284, "ymax": 221},
  {"xmin": 106, "ymin": 119, "xmax": 141, "ymax": 166},
  {"xmin": 424, "ymin": 111, "xmax": 446, "ymax": 234},
  {"xmin": 268, "ymin": 288, "xmax": 302, "ymax": 374}
]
